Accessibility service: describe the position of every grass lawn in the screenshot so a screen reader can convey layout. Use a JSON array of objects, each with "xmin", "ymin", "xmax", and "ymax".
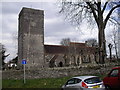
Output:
[
  {"xmin": 2, "ymin": 77, "xmax": 71, "ymax": 88},
  {"xmin": 2, "ymin": 74, "xmax": 106, "ymax": 88}
]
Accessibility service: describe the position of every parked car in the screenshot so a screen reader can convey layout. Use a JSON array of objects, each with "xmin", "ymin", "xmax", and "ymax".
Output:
[
  {"xmin": 61, "ymin": 76, "xmax": 105, "ymax": 90},
  {"xmin": 103, "ymin": 67, "xmax": 120, "ymax": 89}
]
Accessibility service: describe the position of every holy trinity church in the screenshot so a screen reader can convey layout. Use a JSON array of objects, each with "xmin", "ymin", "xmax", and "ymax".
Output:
[{"xmin": 18, "ymin": 7, "xmax": 99, "ymax": 69}]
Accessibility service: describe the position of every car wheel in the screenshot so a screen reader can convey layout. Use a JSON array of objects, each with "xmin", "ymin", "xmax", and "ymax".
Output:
[{"xmin": 105, "ymin": 85, "xmax": 111, "ymax": 90}]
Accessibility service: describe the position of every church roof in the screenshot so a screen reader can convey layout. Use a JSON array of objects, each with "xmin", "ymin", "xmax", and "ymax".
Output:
[
  {"xmin": 44, "ymin": 45, "xmax": 68, "ymax": 54},
  {"xmin": 44, "ymin": 42, "xmax": 96, "ymax": 54},
  {"xmin": 70, "ymin": 42, "xmax": 86, "ymax": 47}
]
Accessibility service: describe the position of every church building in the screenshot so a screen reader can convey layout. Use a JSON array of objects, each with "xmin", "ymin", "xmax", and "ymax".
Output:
[{"xmin": 18, "ymin": 7, "xmax": 98, "ymax": 69}]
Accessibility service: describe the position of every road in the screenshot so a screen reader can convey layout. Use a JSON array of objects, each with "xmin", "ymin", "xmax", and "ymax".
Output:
[{"xmin": 62, "ymin": 88, "xmax": 106, "ymax": 90}]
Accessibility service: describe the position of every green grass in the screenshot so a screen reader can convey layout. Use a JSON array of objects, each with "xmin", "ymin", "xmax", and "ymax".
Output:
[
  {"xmin": 2, "ymin": 74, "xmax": 106, "ymax": 88},
  {"xmin": 2, "ymin": 77, "xmax": 71, "ymax": 88}
]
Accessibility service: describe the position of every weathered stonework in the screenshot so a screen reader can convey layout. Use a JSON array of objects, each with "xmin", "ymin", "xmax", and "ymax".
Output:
[
  {"xmin": 18, "ymin": 7, "xmax": 45, "ymax": 69},
  {"xmin": 2, "ymin": 63, "xmax": 120, "ymax": 79},
  {"xmin": 44, "ymin": 43, "xmax": 98, "ymax": 68}
]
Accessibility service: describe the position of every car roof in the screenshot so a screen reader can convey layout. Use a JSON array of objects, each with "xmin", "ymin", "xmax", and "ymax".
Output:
[
  {"xmin": 112, "ymin": 67, "xmax": 120, "ymax": 70},
  {"xmin": 72, "ymin": 76, "xmax": 98, "ymax": 80}
]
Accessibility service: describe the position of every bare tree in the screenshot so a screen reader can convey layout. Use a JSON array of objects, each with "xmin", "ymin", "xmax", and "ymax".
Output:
[
  {"xmin": 108, "ymin": 43, "xmax": 113, "ymax": 62},
  {"xmin": 0, "ymin": 43, "xmax": 9, "ymax": 69},
  {"xmin": 108, "ymin": 29, "xmax": 118, "ymax": 60},
  {"xmin": 0, "ymin": 43, "xmax": 6, "ymax": 66},
  {"xmin": 118, "ymin": 8, "xmax": 120, "ymax": 59},
  {"xmin": 59, "ymin": 0, "xmax": 120, "ymax": 64},
  {"xmin": 60, "ymin": 38, "xmax": 71, "ymax": 66},
  {"xmin": 60, "ymin": 38, "xmax": 71, "ymax": 46},
  {"xmin": 85, "ymin": 38, "xmax": 98, "ymax": 47}
]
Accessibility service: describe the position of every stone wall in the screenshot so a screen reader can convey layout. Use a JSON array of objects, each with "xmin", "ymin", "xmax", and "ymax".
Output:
[{"xmin": 2, "ymin": 63, "xmax": 119, "ymax": 79}]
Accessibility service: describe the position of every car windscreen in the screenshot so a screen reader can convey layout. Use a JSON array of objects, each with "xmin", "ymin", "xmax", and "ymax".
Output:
[{"xmin": 84, "ymin": 77, "xmax": 102, "ymax": 84}]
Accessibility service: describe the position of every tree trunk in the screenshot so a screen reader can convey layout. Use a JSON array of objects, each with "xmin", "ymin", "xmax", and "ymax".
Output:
[
  {"xmin": 98, "ymin": 24, "xmax": 106, "ymax": 64},
  {"xmin": 97, "ymin": 3, "xmax": 106, "ymax": 64},
  {"xmin": 108, "ymin": 44, "xmax": 112, "ymax": 62},
  {"xmin": 114, "ymin": 42, "xmax": 118, "ymax": 60},
  {"xmin": 110, "ymin": 47, "xmax": 112, "ymax": 62}
]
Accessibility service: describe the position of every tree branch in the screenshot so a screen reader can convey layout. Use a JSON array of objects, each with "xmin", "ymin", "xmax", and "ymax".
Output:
[
  {"xmin": 86, "ymin": 2, "xmax": 99, "ymax": 26},
  {"xmin": 102, "ymin": 2, "xmax": 109, "ymax": 14},
  {"xmin": 109, "ymin": 17, "xmax": 120, "ymax": 25},
  {"xmin": 104, "ymin": 4, "xmax": 120, "ymax": 27},
  {"xmin": 73, "ymin": 3, "xmax": 90, "ymax": 9}
]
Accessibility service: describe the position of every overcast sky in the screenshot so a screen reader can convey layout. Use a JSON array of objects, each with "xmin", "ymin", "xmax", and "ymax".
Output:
[{"xmin": 1, "ymin": 0, "xmax": 119, "ymax": 62}]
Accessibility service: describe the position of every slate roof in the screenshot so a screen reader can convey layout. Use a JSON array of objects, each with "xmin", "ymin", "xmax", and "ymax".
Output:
[
  {"xmin": 44, "ymin": 42, "xmax": 96, "ymax": 54},
  {"xmin": 70, "ymin": 42, "xmax": 86, "ymax": 47},
  {"xmin": 44, "ymin": 45, "xmax": 68, "ymax": 54}
]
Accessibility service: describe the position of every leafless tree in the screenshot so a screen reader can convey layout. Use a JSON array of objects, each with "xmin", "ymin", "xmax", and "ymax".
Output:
[
  {"xmin": 59, "ymin": 0, "xmax": 120, "ymax": 64},
  {"xmin": 0, "ymin": 43, "xmax": 9, "ymax": 70},
  {"xmin": 108, "ymin": 29, "xmax": 118, "ymax": 60},
  {"xmin": 60, "ymin": 38, "xmax": 71, "ymax": 46},
  {"xmin": 108, "ymin": 43, "xmax": 113, "ymax": 62},
  {"xmin": 85, "ymin": 38, "xmax": 98, "ymax": 47}
]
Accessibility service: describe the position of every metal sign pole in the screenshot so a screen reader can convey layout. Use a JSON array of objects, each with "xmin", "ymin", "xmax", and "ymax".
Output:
[
  {"xmin": 22, "ymin": 59, "xmax": 26, "ymax": 84},
  {"xmin": 24, "ymin": 64, "xmax": 26, "ymax": 84}
]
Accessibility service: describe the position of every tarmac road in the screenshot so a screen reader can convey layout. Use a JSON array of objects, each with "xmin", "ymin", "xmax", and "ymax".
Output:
[{"xmin": 61, "ymin": 88, "xmax": 106, "ymax": 90}]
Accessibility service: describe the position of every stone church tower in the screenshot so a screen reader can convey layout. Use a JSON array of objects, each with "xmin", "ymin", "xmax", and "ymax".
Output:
[{"xmin": 18, "ymin": 7, "xmax": 45, "ymax": 69}]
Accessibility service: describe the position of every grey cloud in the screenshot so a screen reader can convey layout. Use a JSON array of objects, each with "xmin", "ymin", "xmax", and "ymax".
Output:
[
  {"xmin": 45, "ymin": 23, "xmax": 74, "ymax": 36},
  {"xmin": 2, "ymin": 14, "xmax": 18, "ymax": 34}
]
